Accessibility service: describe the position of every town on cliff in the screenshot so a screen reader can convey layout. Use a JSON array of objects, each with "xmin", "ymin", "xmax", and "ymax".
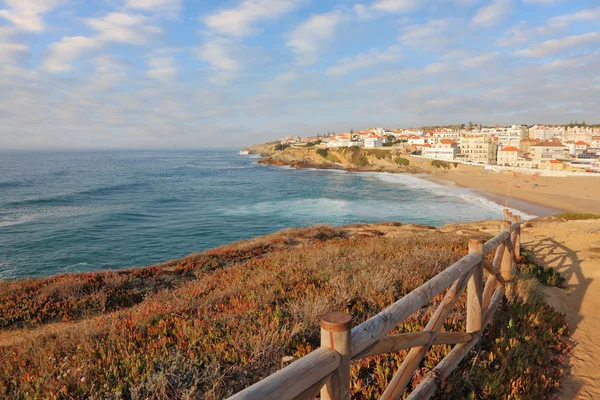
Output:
[{"xmin": 248, "ymin": 124, "xmax": 600, "ymax": 173}]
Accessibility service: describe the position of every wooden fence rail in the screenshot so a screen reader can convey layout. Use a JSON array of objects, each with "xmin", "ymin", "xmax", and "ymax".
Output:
[{"xmin": 229, "ymin": 211, "xmax": 521, "ymax": 400}]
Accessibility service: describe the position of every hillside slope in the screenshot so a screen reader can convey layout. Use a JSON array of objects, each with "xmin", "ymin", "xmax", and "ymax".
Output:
[{"xmin": 0, "ymin": 221, "xmax": 571, "ymax": 399}]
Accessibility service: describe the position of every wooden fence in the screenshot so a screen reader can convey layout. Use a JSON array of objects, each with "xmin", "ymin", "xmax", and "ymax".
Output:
[{"xmin": 229, "ymin": 210, "xmax": 522, "ymax": 400}]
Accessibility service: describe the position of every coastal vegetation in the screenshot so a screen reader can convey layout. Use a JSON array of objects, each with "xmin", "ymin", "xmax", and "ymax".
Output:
[
  {"xmin": 0, "ymin": 223, "xmax": 569, "ymax": 399},
  {"xmin": 394, "ymin": 157, "xmax": 410, "ymax": 166},
  {"xmin": 554, "ymin": 213, "xmax": 600, "ymax": 220}
]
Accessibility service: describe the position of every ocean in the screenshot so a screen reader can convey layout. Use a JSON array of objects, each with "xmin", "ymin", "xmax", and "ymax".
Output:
[{"xmin": 0, "ymin": 150, "xmax": 537, "ymax": 280}]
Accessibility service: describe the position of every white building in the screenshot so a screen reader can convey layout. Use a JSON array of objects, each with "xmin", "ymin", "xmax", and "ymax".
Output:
[
  {"xmin": 422, "ymin": 139, "xmax": 458, "ymax": 161},
  {"xmin": 497, "ymin": 146, "xmax": 519, "ymax": 166},
  {"xmin": 497, "ymin": 125, "xmax": 526, "ymax": 148},
  {"xmin": 460, "ymin": 135, "xmax": 498, "ymax": 164},
  {"xmin": 364, "ymin": 135, "xmax": 384, "ymax": 148},
  {"xmin": 528, "ymin": 125, "xmax": 564, "ymax": 141},
  {"xmin": 408, "ymin": 137, "xmax": 426, "ymax": 146}
]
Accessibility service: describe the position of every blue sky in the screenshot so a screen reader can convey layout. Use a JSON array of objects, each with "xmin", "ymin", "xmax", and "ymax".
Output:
[{"xmin": 0, "ymin": 0, "xmax": 599, "ymax": 149}]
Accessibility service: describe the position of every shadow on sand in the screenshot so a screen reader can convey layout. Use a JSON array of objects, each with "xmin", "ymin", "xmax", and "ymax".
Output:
[{"xmin": 522, "ymin": 235, "xmax": 593, "ymax": 398}]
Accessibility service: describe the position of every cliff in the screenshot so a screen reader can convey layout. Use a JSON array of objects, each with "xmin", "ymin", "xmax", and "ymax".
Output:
[{"xmin": 247, "ymin": 144, "xmax": 486, "ymax": 175}]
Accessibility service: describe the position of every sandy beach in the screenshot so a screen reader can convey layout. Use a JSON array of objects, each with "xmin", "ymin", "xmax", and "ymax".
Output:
[
  {"xmin": 430, "ymin": 169, "xmax": 600, "ymax": 214},
  {"xmin": 521, "ymin": 218, "xmax": 600, "ymax": 399}
]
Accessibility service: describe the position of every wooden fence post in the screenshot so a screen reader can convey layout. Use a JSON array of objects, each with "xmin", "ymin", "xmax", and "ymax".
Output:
[
  {"xmin": 320, "ymin": 312, "xmax": 352, "ymax": 400},
  {"xmin": 467, "ymin": 239, "xmax": 484, "ymax": 334},
  {"xmin": 512, "ymin": 215, "xmax": 521, "ymax": 258},
  {"xmin": 500, "ymin": 221, "xmax": 513, "ymax": 297}
]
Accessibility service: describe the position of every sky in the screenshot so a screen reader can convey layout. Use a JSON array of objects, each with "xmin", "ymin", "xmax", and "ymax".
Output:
[{"xmin": 0, "ymin": 0, "xmax": 599, "ymax": 149}]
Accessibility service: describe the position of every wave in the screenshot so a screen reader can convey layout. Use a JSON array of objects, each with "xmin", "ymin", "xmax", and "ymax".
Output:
[
  {"xmin": 0, "ymin": 214, "xmax": 36, "ymax": 227},
  {"xmin": 5, "ymin": 182, "xmax": 145, "ymax": 207},
  {"xmin": 181, "ymin": 164, "xmax": 252, "ymax": 170},
  {"xmin": 0, "ymin": 181, "xmax": 32, "ymax": 189},
  {"xmin": 366, "ymin": 173, "xmax": 538, "ymax": 220},
  {"xmin": 0, "ymin": 204, "xmax": 122, "ymax": 228}
]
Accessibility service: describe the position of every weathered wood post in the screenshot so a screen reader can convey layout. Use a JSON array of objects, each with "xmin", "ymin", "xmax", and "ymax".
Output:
[
  {"xmin": 512, "ymin": 215, "xmax": 521, "ymax": 258},
  {"xmin": 320, "ymin": 312, "xmax": 352, "ymax": 400},
  {"xmin": 467, "ymin": 239, "xmax": 484, "ymax": 334},
  {"xmin": 500, "ymin": 221, "xmax": 513, "ymax": 297},
  {"xmin": 503, "ymin": 209, "xmax": 510, "ymax": 221}
]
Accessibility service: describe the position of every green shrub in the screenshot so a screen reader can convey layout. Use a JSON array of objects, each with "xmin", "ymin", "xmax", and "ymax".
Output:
[
  {"xmin": 316, "ymin": 148, "xmax": 328, "ymax": 158},
  {"xmin": 366, "ymin": 149, "xmax": 390, "ymax": 159},
  {"xmin": 431, "ymin": 160, "xmax": 450, "ymax": 169},
  {"xmin": 554, "ymin": 213, "xmax": 600, "ymax": 220},
  {"xmin": 518, "ymin": 251, "xmax": 566, "ymax": 287},
  {"xmin": 274, "ymin": 143, "xmax": 290, "ymax": 151},
  {"xmin": 394, "ymin": 157, "xmax": 410, "ymax": 166}
]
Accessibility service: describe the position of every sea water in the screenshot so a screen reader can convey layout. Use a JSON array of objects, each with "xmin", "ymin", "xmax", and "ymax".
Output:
[{"xmin": 0, "ymin": 150, "xmax": 536, "ymax": 279}]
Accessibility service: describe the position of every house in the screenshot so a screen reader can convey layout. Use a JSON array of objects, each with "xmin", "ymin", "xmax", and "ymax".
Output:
[
  {"xmin": 364, "ymin": 135, "xmax": 384, "ymax": 148},
  {"xmin": 327, "ymin": 133, "xmax": 358, "ymax": 148},
  {"xmin": 497, "ymin": 146, "xmax": 519, "ymax": 166},
  {"xmin": 422, "ymin": 140, "xmax": 458, "ymax": 161},
  {"xmin": 547, "ymin": 159, "xmax": 564, "ymax": 171},
  {"xmin": 575, "ymin": 141, "xmax": 589, "ymax": 154},
  {"xmin": 519, "ymin": 138, "xmax": 540, "ymax": 153},
  {"xmin": 529, "ymin": 141, "xmax": 568, "ymax": 169},
  {"xmin": 408, "ymin": 137, "xmax": 425, "ymax": 146},
  {"xmin": 592, "ymin": 136, "xmax": 600, "ymax": 148}
]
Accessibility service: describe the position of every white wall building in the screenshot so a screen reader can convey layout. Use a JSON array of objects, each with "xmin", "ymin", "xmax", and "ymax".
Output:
[
  {"xmin": 497, "ymin": 146, "xmax": 519, "ymax": 166},
  {"xmin": 422, "ymin": 139, "xmax": 458, "ymax": 161},
  {"xmin": 364, "ymin": 135, "xmax": 384, "ymax": 148}
]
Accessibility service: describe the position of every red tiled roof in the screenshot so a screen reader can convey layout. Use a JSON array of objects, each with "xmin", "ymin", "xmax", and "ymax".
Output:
[
  {"xmin": 575, "ymin": 141, "xmax": 589, "ymax": 146},
  {"xmin": 500, "ymin": 146, "xmax": 519, "ymax": 152},
  {"xmin": 549, "ymin": 160, "xmax": 563, "ymax": 164},
  {"xmin": 532, "ymin": 142, "xmax": 566, "ymax": 147}
]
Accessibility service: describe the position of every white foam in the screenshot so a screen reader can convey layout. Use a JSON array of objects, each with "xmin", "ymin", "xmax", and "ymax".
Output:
[
  {"xmin": 365, "ymin": 172, "xmax": 538, "ymax": 220},
  {"xmin": 0, "ymin": 215, "xmax": 36, "ymax": 227}
]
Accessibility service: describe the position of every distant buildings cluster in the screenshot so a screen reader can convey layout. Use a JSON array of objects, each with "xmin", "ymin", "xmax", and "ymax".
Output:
[{"xmin": 279, "ymin": 124, "xmax": 600, "ymax": 172}]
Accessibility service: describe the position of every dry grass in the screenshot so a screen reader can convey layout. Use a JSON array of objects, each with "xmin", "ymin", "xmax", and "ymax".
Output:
[{"xmin": 0, "ymin": 224, "xmax": 569, "ymax": 399}]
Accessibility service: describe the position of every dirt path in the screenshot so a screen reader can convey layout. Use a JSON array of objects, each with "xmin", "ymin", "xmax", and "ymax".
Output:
[{"xmin": 523, "ymin": 218, "xmax": 600, "ymax": 399}]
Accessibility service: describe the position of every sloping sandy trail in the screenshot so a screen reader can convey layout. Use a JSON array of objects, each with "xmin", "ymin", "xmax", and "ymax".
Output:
[{"xmin": 522, "ymin": 219, "xmax": 600, "ymax": 399}]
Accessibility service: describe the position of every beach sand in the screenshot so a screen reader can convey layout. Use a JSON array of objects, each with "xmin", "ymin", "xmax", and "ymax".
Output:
[
  {"xmin": 430, "ymin": 169, "xmax": 600, "ymax": 214},
  {"xmin": 521, "ymin": 218, "xmax": 600, "ymax": 399}
]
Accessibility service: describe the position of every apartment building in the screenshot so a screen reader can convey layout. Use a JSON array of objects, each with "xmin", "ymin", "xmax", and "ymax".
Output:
[{"xmin": 460, "ymin": 135, "xmax": 498, "ymax": 164}]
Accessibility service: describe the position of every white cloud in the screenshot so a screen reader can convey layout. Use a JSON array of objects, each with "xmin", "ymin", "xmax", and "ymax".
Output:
[
  {"xmin": 515, "ymin": 32, "xmax": 600, "ymax": 58},
  {"xmin": 86, "ymin": 13, "xmax": 163, "ymax": 45},
  {"xmin": 399, "ymin": 19, "xmax": 450, "ymax": 46},
  {"xmin": 203, "ymin": 0, "xmax": 301, "ymax": 37},
  {"xmin": 0, "ymin": 43, "xmax": 29, "ymax": 65},
  {"xmin": 124, "ymin": 0, "xmax": 182, "ymax": 15},
  {"xmin": 472, "ymin": 0, "xmax": 512, "ymax": 26},
  {"xmin": 547, "ymin": 7, "xmax": 600, "ymax": 27},
  {"xmin": 461, "ymin": 52, "xmax": 499, "ymax": 68},
  {"xmin": 523, "ymin": 0, "xmax": 563, "ymax": 4},
  {"xmin": 371, "ymin": 0, "xmax": 421, "ymax": 13},
  {"xmin": 42, "ymin": 36, "xmax": 103, "ymax": 73},
  {"xmin": 423, "ymin": 62, "xmax": 448, "ymax": 74},
  {"xmin": 146, "ymin": 56, "xmax": 177, "ymax": 82},
  {"xmin": 287, "ymin": 10, "xmax": 345, "ymax": 65},
  {"xmin": 0, "ymin": 0, "xmax": 66, "ymax": 32},
  {"xmin": 326, "ymin": 46, "xmax": 401, "ymax": 76},
  {"xmin": 195, "ymin": 38, "xmax": 240, "ymax": 71}
]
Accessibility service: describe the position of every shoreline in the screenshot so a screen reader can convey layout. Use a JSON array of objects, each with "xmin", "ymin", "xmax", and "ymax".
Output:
[
  {"xmin": 422, "ymin": 174, "xmax": 562, "ymax": 217},
  {"xmin": 248, "ymin": 146, "xmax": 599, "ymax": 215},
  {"xmin": 257, "ymin": 160, "xmax": 555, "ymax": 219}
]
